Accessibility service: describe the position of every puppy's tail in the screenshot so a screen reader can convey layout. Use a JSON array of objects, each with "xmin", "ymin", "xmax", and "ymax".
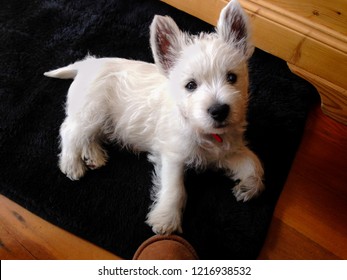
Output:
[{"xmin": 44, "ymin": 65, "xmax": 77, "ymax": 79}]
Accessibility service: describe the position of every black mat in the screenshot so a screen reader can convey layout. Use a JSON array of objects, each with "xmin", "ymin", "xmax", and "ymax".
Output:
[{"xmin": 0, "ymin": 0, "xmax": 318, "ymax": 259}]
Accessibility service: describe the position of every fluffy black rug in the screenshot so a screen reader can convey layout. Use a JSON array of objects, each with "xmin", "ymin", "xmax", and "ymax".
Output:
[{"xmin": 0, "ymin": 0, "xmax": 318, "ymax": 259}]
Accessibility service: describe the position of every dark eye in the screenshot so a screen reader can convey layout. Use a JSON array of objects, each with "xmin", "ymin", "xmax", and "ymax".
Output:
[
  {"xmin": 227, "ymin": 73, "xmax": 237, "ymax": 84},
  {"xmin": 185, "ymin": 80, "xmax": 198, "ymax": 92}
]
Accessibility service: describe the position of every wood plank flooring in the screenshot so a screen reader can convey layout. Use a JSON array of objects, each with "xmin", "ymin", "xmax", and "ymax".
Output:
[
  {"xmin": 0, "ymin": 194, "xmax": 121, "ymax": 260},
  {"xmin": 259, "ymin": 104, "xmax": 347, "ymax": 259},
  {"xmin": 1, "ymin": 103, "xmax": 347, "ymax": 260}
]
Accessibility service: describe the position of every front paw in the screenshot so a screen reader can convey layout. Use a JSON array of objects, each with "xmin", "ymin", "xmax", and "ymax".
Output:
[
  {"xmin": 146, "ymin": 206, "xmax": 182, "ymax": 235},
  {"xmin": 59, "ymin": 154, "xmax": 86, "ymax": 180},
  {"xmin": 232, "ymin": 175, "xmax": 264, "ymax": 202}
]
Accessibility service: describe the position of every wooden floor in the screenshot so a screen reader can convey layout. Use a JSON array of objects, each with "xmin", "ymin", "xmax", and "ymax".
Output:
[
  {"xmin": 259, "ymin": 104, "xmax": 347, "ymax": 259},
  {"xmin": 1, "ymin": 103, "xmax": 346, "ymax": 260}
]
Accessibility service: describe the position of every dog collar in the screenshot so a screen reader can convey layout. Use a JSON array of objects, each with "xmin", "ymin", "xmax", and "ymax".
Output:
[{"xmin": 212, "ymin": 133, "xmax": 223, "ymax": 143}]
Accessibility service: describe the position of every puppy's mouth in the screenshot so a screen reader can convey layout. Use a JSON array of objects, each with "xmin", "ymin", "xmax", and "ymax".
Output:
[
  {"xmin": 205, "ymin": 124, "xmax": 229, "ymax": 140},
  {"xmin": 199, "ymin": 123, "xmax": 230, "ymax": 144}
]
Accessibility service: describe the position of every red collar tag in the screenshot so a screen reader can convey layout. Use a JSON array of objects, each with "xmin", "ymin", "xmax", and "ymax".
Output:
[{"xmin": 212, "ymin": 133, "xmax": 223, "ymax": 143}]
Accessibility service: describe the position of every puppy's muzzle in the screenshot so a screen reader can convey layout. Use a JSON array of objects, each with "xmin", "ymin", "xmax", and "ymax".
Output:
[{"xmin": 208, "ymin": 103, "xmax": 230, "ymax": 123}]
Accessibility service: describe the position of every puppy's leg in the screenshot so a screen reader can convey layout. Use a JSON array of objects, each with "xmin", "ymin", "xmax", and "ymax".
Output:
[
  {"xmin": 225, "ymin": 147, "xmax": 264, "ymax": 202},
  {"xmin": 59, "ymin": 118, "xmax": 87, "ymax": 180},
  {"xmin": 146, "ymin": 155, "xmax": 186, "ymax": 235},
  {"xmin": 59, "ymin": 114, "xmax": 107, "ymax": 180}
]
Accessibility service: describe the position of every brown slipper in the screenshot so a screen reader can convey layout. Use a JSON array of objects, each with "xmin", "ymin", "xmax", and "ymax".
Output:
[{"xmin": 133, "ymin": 235, "xmax": 199, "ymax": 260}]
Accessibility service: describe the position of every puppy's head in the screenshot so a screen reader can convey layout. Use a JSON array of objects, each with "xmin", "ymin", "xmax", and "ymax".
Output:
[{"xmin": 150, "ymin": 0, "xmax": 253, "ymax": 136}]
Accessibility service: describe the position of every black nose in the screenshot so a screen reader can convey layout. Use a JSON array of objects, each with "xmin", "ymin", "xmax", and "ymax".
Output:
[{"xmin": 208, "ymin": 104, "xmax": 230, "ymax": 122}]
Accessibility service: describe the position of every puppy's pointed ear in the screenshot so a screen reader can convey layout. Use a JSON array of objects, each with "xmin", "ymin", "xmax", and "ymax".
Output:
[
  {"xmin": 150, "ymin": 15, "xmax": 183, "ymax": 76},
  {"xmin": 217, "ymin": 0, "xmax": 254, "ymax": 59}
]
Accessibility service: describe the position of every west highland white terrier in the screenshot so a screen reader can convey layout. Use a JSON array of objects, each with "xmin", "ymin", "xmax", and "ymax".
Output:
[{"xmin": 44, "ymin": 0, "xmax": 264, "ymax": 234}]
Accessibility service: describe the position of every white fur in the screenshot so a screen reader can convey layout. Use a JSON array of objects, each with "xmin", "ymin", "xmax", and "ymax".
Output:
[{"xmin": 44, "ymin": 0, "xmax": 264, "ymax": 235}]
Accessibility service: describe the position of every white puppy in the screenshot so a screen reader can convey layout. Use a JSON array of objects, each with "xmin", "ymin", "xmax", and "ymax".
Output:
[{"xmin": 45, "ymin": 0, "xmax": 264, "ymax": 234}]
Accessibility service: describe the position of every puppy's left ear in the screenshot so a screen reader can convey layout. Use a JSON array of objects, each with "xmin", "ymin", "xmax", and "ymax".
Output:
[
  {"xmin": 217, "ymin": 0, "xmax": 254, "ymax": 59},
  {"xmin": 150, "ymin": 15, "xmax": 184, "ymax": 76}
]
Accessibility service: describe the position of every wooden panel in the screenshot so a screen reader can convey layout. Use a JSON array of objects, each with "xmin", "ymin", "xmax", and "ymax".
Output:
[
  {"xmin": 289, "ymin": 63, "xmax": 347, "ymax": 124},
  {"xmin": 256, "ymin": 0, "xmax": 347, "ymax": 37},
  {"xmin": 239, "ymin": 0, "xmax": 347, "ymax": 88},
  {"xmin": 0, "ymin": 195, "xmax": 121, "ymax": 260},
  {"xmin": 162, "ymin": 0, "xmax": 225, "ymax": 26}
]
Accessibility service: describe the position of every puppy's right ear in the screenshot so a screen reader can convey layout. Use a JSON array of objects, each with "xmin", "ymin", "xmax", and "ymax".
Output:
[{"xmin": 150, "ymin": 15, "xmax": 183, "ymax": 76}]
